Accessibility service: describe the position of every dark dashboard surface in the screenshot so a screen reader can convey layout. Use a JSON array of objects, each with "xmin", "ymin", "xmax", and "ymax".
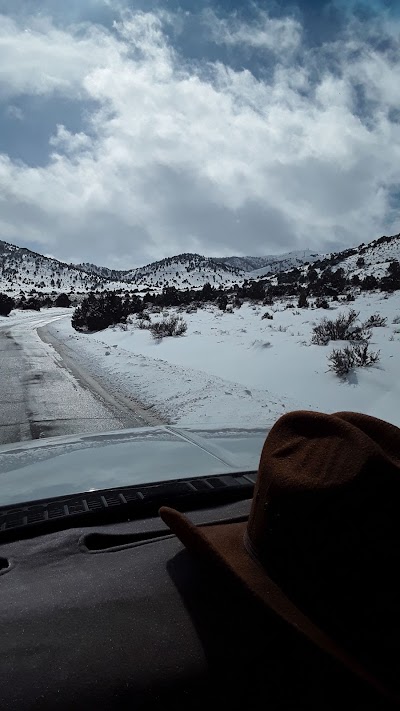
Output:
[
  {"xmin": 0, "ymin": 498, "xmax": 387, "ymax": 710},
  {"xmin": 0, "ymin": 499, "xmax": 252, "ymax": 710}
]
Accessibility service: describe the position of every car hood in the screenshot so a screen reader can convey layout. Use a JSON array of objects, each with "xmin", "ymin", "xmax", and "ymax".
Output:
[{"xmin": 0, "ymin": 425, "xmax": 269, "ymax": 508}]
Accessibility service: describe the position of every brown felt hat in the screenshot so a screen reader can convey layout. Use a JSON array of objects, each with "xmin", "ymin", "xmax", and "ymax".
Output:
[{"xmin": 160, "ymin": 410, "xmax": 400, "ymax": 703}]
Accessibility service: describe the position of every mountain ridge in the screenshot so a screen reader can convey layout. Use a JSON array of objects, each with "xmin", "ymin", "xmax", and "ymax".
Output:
[
  {"xmin": 76, "ymin": 252, "xmax": 244, "ymax": 285},
  {"xmin": 215, "ymin": 249, "xmax": 320, "ymax": 273},
  {"xmin": 1, "ymin": 234, "xmax": 400, "ymax": 296}
]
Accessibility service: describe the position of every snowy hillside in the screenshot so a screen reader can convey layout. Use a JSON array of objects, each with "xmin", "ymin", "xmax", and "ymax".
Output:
[
  {"xmin": 216, "ymin": 249, "xmax": 320, "ymax": 274},
  {"xmin": 1, "ymin": 242, "xmax": 246, "ymax": 295},
  {"xmin": 0, "ymin": 240, "xmax": 133, "ymax": 295},
  {"xmin": 246, "ymin": 249, "xmax": 320, "ymax": 278},
  {"xmin": 252, "ymin": 234, "xmax": 400, "ymax": 291},
  {"xmin": 75, "ymin": 237, "xmax": 400, "ymax": 289},
  {"xmin": 131, "ymin": 253, "xmax": 244, "ymax": 288},
  {"xmin": 215, "ymin": 256, "xmax": 277, "ymax": 271},
  {"xmin": 335, "ymin": 234, "xmax": 400, "ymax": 279},
  {"xmin": 76, "ymin": 262, "xmax": 124, "ymax": 282},
  {"xmin": 79, "ymin": 251, "xmax": 322, "ymax": 284},
  {"xmin": 0, "ymin": 240, "xmax": 100, "ymax": 294},
  {"xmin": 124, "ymin": 254, "xmax": 242, "ymax": 288},
  {"xmin": 77, "ymin": 253, "xmax": 244, "ymax": 288},
  {"xmin": 2, "ymin": 233, "xmax": 400, "ymax": 297},
  {"xmin": 77, "ymin": 250, "xmax": 320, "ymax": 288}
]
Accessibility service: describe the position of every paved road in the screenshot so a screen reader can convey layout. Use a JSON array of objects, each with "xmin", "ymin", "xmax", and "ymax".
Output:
[{"xmin": 0, "ymin": 311, "xmax": 150, "ymax": 445}]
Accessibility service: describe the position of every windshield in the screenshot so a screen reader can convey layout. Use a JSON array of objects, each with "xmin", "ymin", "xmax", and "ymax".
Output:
[{"xmin": 1, "ymin": 1, "xmax": 399, "ymax": 502}]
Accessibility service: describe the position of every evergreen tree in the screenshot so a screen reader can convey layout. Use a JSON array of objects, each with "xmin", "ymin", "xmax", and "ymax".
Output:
[
  {"xmin": 55, "ymin": 293, "xmax": 71, "ymax": 308},
  {"xmin": 0, "ymin": 293, "xmax": 15, "ymax": 316}
]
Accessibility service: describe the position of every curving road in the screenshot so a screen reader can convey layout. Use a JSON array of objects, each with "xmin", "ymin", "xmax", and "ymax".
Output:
[{"xmin": 0, "ymin": 310, "xmax": 156, "ymax": 446}]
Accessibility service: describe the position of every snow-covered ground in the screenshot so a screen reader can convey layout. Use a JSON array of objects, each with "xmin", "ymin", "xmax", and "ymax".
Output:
[{"xmin": 46, "ymin": 291, "xmax": 400, "ymax": 428}]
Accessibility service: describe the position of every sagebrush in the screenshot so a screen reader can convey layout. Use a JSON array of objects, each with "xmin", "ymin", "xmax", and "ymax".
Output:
[
  {"xmin": 312, "ymin": 310, "xmax": 370, "ymax": 345},
  {"xmin": 328, "ymin": 343, "xmax": 380, "ymax": 376},
  {"xmin": 149, "ymin": 316, "xmax": 187, "ymax": 339},
  {"xmin": 363, "ymin": 313, "xmax": 387, "ymax": 328}
]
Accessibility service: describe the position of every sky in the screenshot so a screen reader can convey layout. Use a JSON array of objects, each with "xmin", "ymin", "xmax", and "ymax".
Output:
[{"xmin": 0, "ymin": 0, "xmax": 399, "ymax": 269}]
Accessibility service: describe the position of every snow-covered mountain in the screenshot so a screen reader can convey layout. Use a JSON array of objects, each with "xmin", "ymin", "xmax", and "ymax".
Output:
[
  {"xmin": 262, "ymin": 234, "xmax": 400, "ymax": 288},
  {"xmin": 216, "ymin": 249, "xmax": 320, "ymax": 274},
  {"xmin": 78, "ymin": 253, "xmax": 244, "ymax": 288},
  {"xmin": 0, "ymin": 240, "xmax": 128, "ymax": 295},
  {"xmin": 76, "ymin": 262, "xmax": 124, "ymax": 282},
  {"xmin": 332, "ymin": 233, "xmax": 400, "ymax": 279},
  {"xmin": 79, "ymin": 250, "xmax": 320, "ymax": 285},
  {"xmin": 1, "ymin": 244, "xmax": 244, "ymax": 294},
  {"xmin": 2, "ymin": 234, "xmax": 400, "ymax": 297},
  {"xmin": 124, "ymin": 254, "xmax": 243, "ymax": 288}
]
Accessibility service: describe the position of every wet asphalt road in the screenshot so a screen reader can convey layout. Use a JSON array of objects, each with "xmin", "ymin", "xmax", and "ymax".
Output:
[{"xmin": 0, "ymin": 311, "xmax": 144, "ymax": 445}]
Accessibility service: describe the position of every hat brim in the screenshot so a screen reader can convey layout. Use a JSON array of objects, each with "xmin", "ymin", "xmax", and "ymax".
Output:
[{"xmin": 159, "ymin": 506, "xmax": 386, "ymax": 697}]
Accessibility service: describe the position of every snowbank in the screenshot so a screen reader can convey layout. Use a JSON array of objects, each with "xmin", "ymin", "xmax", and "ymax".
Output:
[{"xmin": 47, "ymin": 291, "xmax": 400, "ymax": 427}]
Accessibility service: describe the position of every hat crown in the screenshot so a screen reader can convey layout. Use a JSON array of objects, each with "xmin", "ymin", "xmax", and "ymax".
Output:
[{"xmin": 246, "ymin": 411, "xmax": 400, "ymax": 693}]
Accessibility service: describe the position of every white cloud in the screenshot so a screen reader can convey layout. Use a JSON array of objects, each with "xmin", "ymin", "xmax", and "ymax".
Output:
[
  {"xmin": 202, "ymin": 8, "xmax": 302, "ymax": 55},
  {"xmin": 0, "ymin": 8, "xmax": 399, "ymax": 266},
  {"xmin": 5, "ymin": 104, "xmax": 24, "ymax": 120},
  {"xmin": 49, "ymin": 124, "xmax": 93, "ymax": 154},
  {"xmin": 0, "ymin": 14, "xmax": 125, "ymax": 99}
]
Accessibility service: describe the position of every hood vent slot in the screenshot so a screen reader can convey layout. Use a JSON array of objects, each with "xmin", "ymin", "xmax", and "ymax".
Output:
[{"xmin": 0, "ymin": 471, "xmax": 255, "ymax": 542}]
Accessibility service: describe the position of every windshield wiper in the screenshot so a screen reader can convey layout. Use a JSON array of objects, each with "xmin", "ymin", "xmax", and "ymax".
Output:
[{"xmin": 0, "ymin": 471, "xmax": 256, "ymax": 543}]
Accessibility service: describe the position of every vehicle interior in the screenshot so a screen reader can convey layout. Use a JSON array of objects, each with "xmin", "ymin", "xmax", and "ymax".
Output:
[{"xmin": 0, "ymin": 471, "xmax": 390, "ymax": 710}]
